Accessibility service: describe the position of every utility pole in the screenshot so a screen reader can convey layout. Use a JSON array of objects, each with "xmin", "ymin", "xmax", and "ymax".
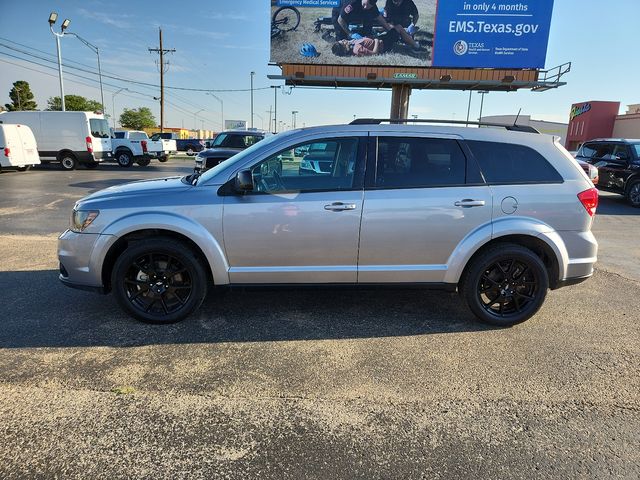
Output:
[
  {"xmin": 148, "ymin": 28, "xmax": 175, "ymax": 132},
  {"xmin": 250, "ymin": 71, "xmax": 255, "ymax": 129},
  {"xmin": 267, "ymin": 107, "xmax": 272, "ymax": 133}
]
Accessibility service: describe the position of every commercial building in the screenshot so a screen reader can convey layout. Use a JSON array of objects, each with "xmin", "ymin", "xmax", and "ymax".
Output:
[
  {"xmin": 481, "ymin": 115, "xmax": 568, "ymax": 142},
  {"xmin": 565, "ymin": 102, "xmax": 640, "ymax": 151}
]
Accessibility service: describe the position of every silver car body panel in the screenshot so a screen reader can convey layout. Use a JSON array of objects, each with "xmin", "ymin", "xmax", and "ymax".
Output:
[{"xmin": 58, "ymin": 124, "xmax": 598, "ymax": 290}]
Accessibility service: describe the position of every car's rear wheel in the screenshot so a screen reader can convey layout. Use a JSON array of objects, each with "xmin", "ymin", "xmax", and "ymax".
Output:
[
  {"xmin": 461, "ymin": 243, "xmax": 548, "ymax": 326},
  {"xmin": 186, "ymin": 147, "xmax": 195, "ymax": 156},
  {"xmin": 111, "ymin": 238, "xmax": 208, "ymax": 324},
  {"xmin": 626, "ymin": 179, "xmax": 640, "ymax": 207},
  {"xmin": 16, "ymin": 166, "xmax": 31, "ymax": 172},
  {"xmin": 85, "ymin": 162, "xmax": 99, "ymax": 169},
  {"xmin": 59, "ymin": 153, "xmax": 77, "ymax": 170},
  {"xmin": 159, "ymin": 155, "xmax": 169, "ymax": 163},
  {"xmin": 137, "ymin": 157, "xmax": 151, "ymax": 167}
]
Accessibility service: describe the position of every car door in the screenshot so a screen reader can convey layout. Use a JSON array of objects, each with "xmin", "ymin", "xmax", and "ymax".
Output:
[
  {"xmin": 358, "ymin": 134, "xmax": 492, "ymax": 283},
  {"xmin": 579, "ymin": 142, "xmax": 620, "ymax": 191},
  {"xmin": 222, "ymin": 135, "xmax": 365, "ymax": 284}
]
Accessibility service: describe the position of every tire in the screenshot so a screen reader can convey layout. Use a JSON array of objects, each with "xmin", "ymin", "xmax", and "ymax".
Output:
[
  {"xmin": 186, "ymin": 146, "xmax": 195, "ymax": 156},
  {"xmin": 159, "ymin": 155, "xmax": 169, "ymax": 163},
  {"xmin": 111, "ymin": 238, "xmax": 208, "ymax": 324},
  {"xmin": 16, "ymin": 165, "xmax": 31, "ymax": 172},
  {"xmin": 115, "ymin": 150, "xmax": 133, "ymax": 168},
  {"xmin": 460, "ymin": 243, "xmax": 549, "ymax": 327},
  {"xmin": 85, "ymin": 162, "xmax": 99, "ymax": 169},
  {"xmin": 137, "ymin": 157, "xmax": 151, "ymax": 167},
  {"xmin": 59, "ymin": 153, "xmax": 78, "ymax": 171},
  {"xmin": 272, "ymin": 6, "xmax": 301, "ymax": 33},
  {"xmin": 625, "ymin": 179, "xmax": 640, "ymax": 208}
]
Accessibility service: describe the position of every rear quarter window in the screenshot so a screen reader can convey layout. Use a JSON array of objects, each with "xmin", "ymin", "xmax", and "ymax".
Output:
[{"xmin": 467, "ymin": 140, "xmax": 563, "ymax": 184}]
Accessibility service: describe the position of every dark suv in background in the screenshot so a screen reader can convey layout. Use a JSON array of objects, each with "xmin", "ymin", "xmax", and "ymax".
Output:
[
  {"xmin": 195, "ymin": 129, "xmax": 266, "ymax": 172},
  {"xmin": 576, "ymin": 138, "xmax": 640, "ymax": 206}
]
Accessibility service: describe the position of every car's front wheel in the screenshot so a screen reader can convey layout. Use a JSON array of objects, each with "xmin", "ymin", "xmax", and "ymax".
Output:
[
  {"xmin": 111, "ymin": 238, "xmax": 208, "ymax": 324},
  {"xmin": 460, "ymin": 243, "xmax": 548, "ymax": 326}
]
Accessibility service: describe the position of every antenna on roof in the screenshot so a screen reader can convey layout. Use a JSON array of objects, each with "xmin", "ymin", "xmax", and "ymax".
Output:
[{"xmin": 514, "ymin": 108, "xmax": 522, "ymax": 126}]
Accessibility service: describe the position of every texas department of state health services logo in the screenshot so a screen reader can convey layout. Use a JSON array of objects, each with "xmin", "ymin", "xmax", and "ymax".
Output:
[{"xmin": 453, "ymin": 40, "xmax": 468, "ymax": 56}]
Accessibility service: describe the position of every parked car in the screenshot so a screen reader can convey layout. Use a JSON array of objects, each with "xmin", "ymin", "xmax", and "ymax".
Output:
[
  {"xmin": 148, "ymin": 133, "xmax": 178, "ymax": 161},
  {"xmin": 194, "ymin": 129, "xmax": 266, "ymax": 172},
  {"xmin": 299, "ymin": 141, "xmax": 338, "ymax": 175},
  {"xmin": 111, "ymin": 130, "xmax": 157, "ymax": 167},
  {"xmin": 0, "ymin": 111, "xmax": 112, "ymax": 170},
  {"xmin": 575, "ymin": 138, "xmax": 640, "ymax": 206},
  {"xmin": 0, "ymin": 123, "xmax": 40, "ymax": 172},
  {"xmin": 152, "ymin": 132, "xmax": 205, "ymax": 156},
  {"xmin": 58, "ymin": 121, "xmax": 598, "ymax": 327}
]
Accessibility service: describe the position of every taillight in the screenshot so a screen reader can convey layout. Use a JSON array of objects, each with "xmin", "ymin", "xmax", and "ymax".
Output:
[
  {"xmin": 3, "ymin": 147, "xmax": 10, "ymax": 157},
  {"xmin": 578, "ymin": 188, "xmax": 599, "ymax": 217},
  {"xmin": 85, "ymin": 136, "xmax": 93, "ymax": 153},
  {"xmin": 141, "ymin": 140, "xmax": 148, "ymax": 153}
]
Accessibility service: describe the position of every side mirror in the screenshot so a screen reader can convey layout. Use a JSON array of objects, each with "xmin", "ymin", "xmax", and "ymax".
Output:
[
  {"xmin": 615, "ymin": 152, "xmax": 629, "ymax": 162},
  {"xmin": 235, "ymin": 170, "xmax": 254, "ymax": 192}
]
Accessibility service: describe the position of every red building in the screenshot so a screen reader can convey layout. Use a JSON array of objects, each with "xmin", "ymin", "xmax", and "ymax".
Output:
[{"xmin": 565, "ymin": 101, "xmax": 620, "ymax": 151}]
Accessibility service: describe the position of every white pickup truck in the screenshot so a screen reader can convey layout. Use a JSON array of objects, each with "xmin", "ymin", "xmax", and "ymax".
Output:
[
  {"xmin": 111, "ymin": 130, "xmax": 172, "ymax": 167},
  {"xmin": 151, "ymin": 136, "xmax": 178, "ymax": 162}
]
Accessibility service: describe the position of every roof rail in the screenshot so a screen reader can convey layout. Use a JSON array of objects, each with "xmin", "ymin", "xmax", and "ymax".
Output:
[{"xmin": 349, "ymin": 118, "xmax": 540, "ymax": 134}]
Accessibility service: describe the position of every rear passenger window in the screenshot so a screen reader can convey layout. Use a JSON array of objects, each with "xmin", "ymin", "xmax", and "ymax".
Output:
[
  {"xmin": 375, "ymin": 137, "xmax": 466, "ymax": 188},
  {"xmin": 467, "ymin": 141, "xmax": 562, "ymax": 184}
]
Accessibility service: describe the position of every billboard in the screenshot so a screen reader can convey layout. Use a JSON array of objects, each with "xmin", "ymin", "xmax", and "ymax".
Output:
[
  {"xmin": 270, "ymin": 0, "xmax": 554, "ymax": 69},
  {"xmin": 224, "ymin": 120, "xmax": 248, "ymax": 130}
]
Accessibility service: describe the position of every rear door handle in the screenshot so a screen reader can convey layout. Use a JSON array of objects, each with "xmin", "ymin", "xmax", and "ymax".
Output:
[
  {"xmin": 454, "ymin": 199, "xmax": 486, "ymax": 207},
  {"xmin": 324, "ymin": 202, "xmax": 357, "ymax": 211}
]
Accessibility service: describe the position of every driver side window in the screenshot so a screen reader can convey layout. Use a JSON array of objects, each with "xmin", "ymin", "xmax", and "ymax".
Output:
[{"xmin": 250, "ymin": 137, "xmax": 359, "ymax": 194}]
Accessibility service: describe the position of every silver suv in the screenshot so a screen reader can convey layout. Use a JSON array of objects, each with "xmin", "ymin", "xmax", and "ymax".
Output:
[{"xmin": 58, "ymin": 121, "xmax": 599, "ymax": 326}]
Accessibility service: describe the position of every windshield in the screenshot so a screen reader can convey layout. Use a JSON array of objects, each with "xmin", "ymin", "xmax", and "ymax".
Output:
[
  {"xmin": 196, "ymin": 133, "xmax": 282, "ymax": 184},
  {"xmin": 211, "ymin": 134, "xmax": 228, "ymax": 147},
  {"xmin": 633, "ymin": 144, "xmax": 640, "ymax": 158},
  {"xmin": 90, "ymin": 119, "xmax": 110, "ymax": 139}
]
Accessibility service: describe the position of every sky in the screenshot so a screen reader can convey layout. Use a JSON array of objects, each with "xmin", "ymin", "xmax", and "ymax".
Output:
[{"xmin": 0, "ymin": 0, "xmax": 638, "ymax": 132}]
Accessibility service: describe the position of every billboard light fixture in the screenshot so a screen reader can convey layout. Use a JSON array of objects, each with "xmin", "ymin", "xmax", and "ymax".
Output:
[
  {"xmin": 439, "ymin": 74, "xmax": 452, "ymax": 82},
  {"xmin": 294, "ymin": 71, "xmax": 305, "ymax": 79},
  {"xmin": 48, "ymin": 12, "xmax": 58, "ymax": 24},
  {"xmin": 502, "ymin": 75, "xmax": 516, "ymax": 83},
  {"xmin": 367, "ymin": 73, "xmax": 377, "ymax": 80}
]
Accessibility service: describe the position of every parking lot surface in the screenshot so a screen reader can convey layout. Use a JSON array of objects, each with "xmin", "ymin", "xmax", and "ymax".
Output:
[{"xmin": 1, "ymin": 162, "xmax": 639, "ymax": 479}]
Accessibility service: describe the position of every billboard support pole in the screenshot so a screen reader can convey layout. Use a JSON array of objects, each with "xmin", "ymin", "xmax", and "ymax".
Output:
[{"xmin": 390, "ymin": 84, "xmax": 411, "ymax": 122}]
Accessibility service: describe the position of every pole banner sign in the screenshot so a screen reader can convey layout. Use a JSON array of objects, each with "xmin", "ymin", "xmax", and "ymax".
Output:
[{"xmin": 270, "ymin": 0, "xmax": 554, "ymax": 69}]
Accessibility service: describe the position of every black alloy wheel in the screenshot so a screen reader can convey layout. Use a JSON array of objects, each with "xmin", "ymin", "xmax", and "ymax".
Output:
[
  {"xmin": 626, "ymin": 180, "xmax": 640, "ymax": 207},
  {"xmin": 461, "ymin": 243, "xmax": 548, "ymax": 326},
  {"xmin": 112, "ymin": 238, "xmax": 207, "ymax": 324}
]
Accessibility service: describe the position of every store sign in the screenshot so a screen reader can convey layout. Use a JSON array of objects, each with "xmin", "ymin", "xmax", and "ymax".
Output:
[
  {"xmin": 570, "ymin": 103, "xmax": 592, "ymax": 121},
  {"xmin": 224, "ymin": 120, "xmax": 247, "ymax": 130},
  {"xmin": 394, "ymin": 73, "xmax": 418, "ymax": 79},
  {"xmin": 271, "ymin": 0, "xmax": 554, "ymax": 69}
]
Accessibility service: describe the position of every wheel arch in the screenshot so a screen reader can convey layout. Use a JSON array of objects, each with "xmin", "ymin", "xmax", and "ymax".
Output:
[
  {"xmin": 56, "ymin": 149, "xmax": 76, "ymax": 161},
  {"xmin": 98, "ymin": 216, "xmax": 229, "ymax": 292},
  {"xmin": 444, "ymin": 218, "xmax": 568, "ymax": 289}
]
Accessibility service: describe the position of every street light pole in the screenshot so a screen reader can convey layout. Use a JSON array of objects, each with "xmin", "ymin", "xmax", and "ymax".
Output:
[
  {"xmin": 270, "ymin": 85, "xmax": 280, "ymax": 133},
  {"xmin": 465, "ymin": 90, "xmax": 472, "ymax": 126},
  {"xmin": 112, "ymin": 88, "xmax": 127, "ymax": 129},
  {"xmin": 206, "ymin": 92, "xmax": 224, "ymax": 131},
  {"xmin": 66, "ymin": 32, "xmax": 104, "ymax": 112},
  {"xmin": 48, "ymin": 12, "xmax": 70, "ymax": 111},
  {"xmin": 194, "ymin": 108, "xmax": 205, "ymax": 130},
  {"xmin": 250, "ymin": 71, "xmax": 255, "ymax": 129},
  {"xmin": 478, "ymin": 91, "xmax": 489, "ymax": 122}
]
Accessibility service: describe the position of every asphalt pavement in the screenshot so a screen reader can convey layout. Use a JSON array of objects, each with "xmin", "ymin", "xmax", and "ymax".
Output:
[{"xmin": 0, "ymin": 161, "xmax": 638, "ymax": 479}]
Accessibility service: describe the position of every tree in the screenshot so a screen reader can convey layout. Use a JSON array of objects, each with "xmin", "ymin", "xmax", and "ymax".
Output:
[
  {"xmin": 119, "ymin": 107, "xmax": 156, "ymax": 130},
  {"xmin": 5, "ymin": 80, "xmax": 37, "ymax": 111},
  {"xmin": 46, "ymin": 95, "xmax": 103, "ymax": 112}
]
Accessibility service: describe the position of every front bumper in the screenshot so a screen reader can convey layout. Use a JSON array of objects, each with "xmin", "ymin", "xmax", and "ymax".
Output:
[{"xmin": 58, "ymin": 230, "xmax": 115, "ymax": 292}]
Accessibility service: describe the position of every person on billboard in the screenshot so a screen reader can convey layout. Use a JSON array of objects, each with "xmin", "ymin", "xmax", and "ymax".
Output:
[
  {"xmin": 331, "ymin": 37, "xmax": 384, "ymax": 56},
  {"xmin": 331, "ymin": 0, "xmax": 420, "ymax": 49},
  {"xmin": 383, "ymin": 0, "xmax": 419, "ymax": 30}
]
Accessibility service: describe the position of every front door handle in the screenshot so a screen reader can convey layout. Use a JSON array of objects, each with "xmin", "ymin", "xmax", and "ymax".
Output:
[
  {"xmin": 454, "ymin": 199, "xmax": 486, "ymax": 207},
  {"xmin": 324, "ymin": 202, "xmax": 357, "ymax": 211}
]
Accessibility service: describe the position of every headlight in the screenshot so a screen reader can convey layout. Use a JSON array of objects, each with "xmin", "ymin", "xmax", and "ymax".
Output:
[{"xmin": 70, "ymin": 210, "xmax": 99, "ymax": 232}]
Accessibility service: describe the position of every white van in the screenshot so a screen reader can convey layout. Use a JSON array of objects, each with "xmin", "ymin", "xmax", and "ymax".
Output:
[
  {"xmin": 0, "ymin": 123, "xmax": 41, "ymax": 172},
  {"xmin": 0, "ymin": 111, "xmax": 112, "ymax": 170}
]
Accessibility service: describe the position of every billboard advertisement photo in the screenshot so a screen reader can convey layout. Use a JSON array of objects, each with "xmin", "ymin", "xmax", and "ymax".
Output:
[{"xmin": 270, "ymin": 0, "xmax": 554, "ymax": 69}]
